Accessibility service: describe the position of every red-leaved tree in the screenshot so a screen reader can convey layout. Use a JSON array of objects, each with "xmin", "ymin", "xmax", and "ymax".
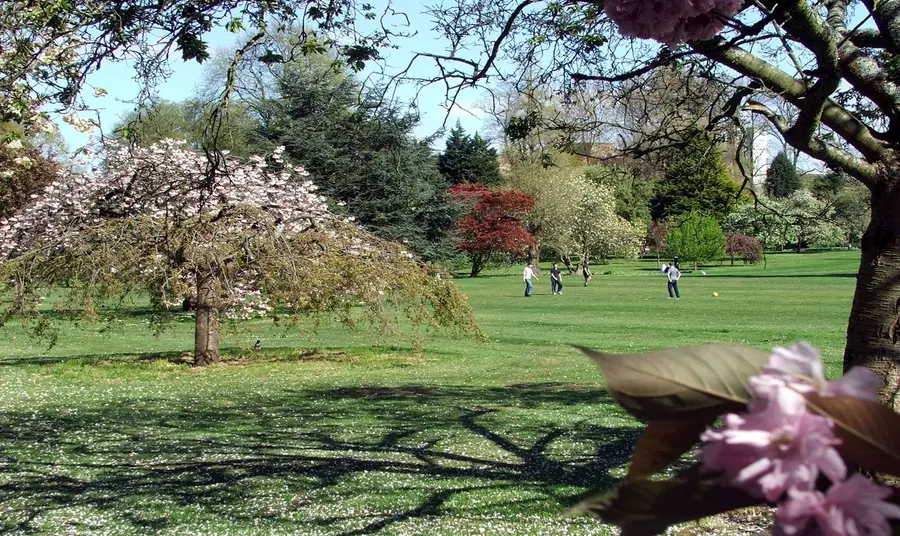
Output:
[
  {"xmin": 726, "ymin": 234, "xmax": 764, "ymax": 265},
  {"xmin": 449, "ymin": 183, "xmax": 535, "ymax": 277}
]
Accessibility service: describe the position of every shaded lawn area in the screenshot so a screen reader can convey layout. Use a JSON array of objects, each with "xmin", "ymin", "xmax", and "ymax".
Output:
[{"xmin": 0, "ymin": 251, "xmax": 860, "ymax": 534}]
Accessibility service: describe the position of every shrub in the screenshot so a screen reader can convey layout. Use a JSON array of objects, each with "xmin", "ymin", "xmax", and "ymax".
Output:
[
  {"xmin": 726, "ymin": 234, "xmax": 763, "ymax": 264},
  {"xmin": 665, "ymin": 212, "xmax": 726, "ymax": 268}
]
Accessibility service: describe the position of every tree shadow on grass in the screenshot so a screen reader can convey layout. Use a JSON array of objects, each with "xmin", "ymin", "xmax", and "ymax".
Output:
[{"xmin": 0, "ymin": 383, "xmax": 638, "ymax": 535}]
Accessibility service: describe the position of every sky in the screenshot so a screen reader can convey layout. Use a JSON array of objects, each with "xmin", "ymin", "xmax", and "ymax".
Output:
[{"xmin": 54, "ymin": 9, "xmax": 492, "ymax": 152}]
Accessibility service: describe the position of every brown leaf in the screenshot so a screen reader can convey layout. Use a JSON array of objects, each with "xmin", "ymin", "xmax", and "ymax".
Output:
[
  {"xmin": 580, "ymin": 344, "xmax": 769, "ymax": 421},
  {"xmin": 627, "ymin": 419, "xmax": 713, "ymax": 480},
  {"xmin": 572, "ymin": 465, "xmax": 763, "ymax": 536},
  {"xmin": 805, "ymin": 393, "xmax": 900, "ymax": 477}
]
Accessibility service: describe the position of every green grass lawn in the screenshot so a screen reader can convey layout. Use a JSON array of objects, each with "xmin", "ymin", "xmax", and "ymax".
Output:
[{"xmin": 0, "ymin": 251, "xmax": 860, "ymax": 535}]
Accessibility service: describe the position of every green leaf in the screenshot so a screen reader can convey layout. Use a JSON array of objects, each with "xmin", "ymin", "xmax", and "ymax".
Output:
[
  {"xmin": 225, "ymin": 18, "xmax": 244, "ymax": 33},
  {"xmin": 572, "ymin": 465, "xmax": 763, "ymax": 536},
  {"xmin": 580, "ymin": 344, "xmax": 769, "ymax": 420},
  {"xmin": 805, "ymin": 393, "xmax": 900, "ymax": 477},
  {"xmin": 626, "ymin": 418, "xmax": 712, "ymax": 479}
]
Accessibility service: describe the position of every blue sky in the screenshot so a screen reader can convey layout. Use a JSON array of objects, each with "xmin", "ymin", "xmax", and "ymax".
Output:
[{"xmin": 56, "ymin": 11, "xmax": 491, "ymax": 152}]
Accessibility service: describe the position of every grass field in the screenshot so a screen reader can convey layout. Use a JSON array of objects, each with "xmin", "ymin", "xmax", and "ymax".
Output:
[{"xmin": 0, "ymin": 251, "xmax": 860, "ymax": 535}]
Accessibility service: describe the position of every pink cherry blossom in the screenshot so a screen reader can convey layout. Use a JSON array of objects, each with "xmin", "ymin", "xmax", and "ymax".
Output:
[
  {"xmin": 775, "ymin": 474, "xmax": 900, "ymax": 536},
  {"xmin": 763, "ymin": 342, "xmax": 882, "ymax": 402},
  {"xmin": 822, "ymin": 367, "xmax": 882, "ymax": 402},
  {"xmin": 604, "ymin": 0, "xmax": 743, "ymax": 46},
  {"xmin": 701, "ymin": 382, "xmax": 845, "ymax": 502}
]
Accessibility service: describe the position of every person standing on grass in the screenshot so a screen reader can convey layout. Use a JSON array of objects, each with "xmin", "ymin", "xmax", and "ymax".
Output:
[
  {"xmin": 666, "ymin": 262, "xmax": 681, "ymax": 299},
  {"xmin": 550, "ymin": 263, "xmax": 563, "ymax": 295},
  {"xmin": 523, "ymin": 263, "xmax": 538, "ymax": 297},
  {"xmin": 582, "ymin": 258, "xmax": 592, "ymax": 286}
]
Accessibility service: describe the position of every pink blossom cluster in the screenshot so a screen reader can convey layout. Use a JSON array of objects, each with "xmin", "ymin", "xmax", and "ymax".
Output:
[
  {"xmin": 0, "ymin": 139, "xmax": 335, "ymax": 317},
  {"xmin": 0, "ymin": 140, "xmax": 331, "ymax": 259},
  {"xmin": 700, "ymin": 342, "xmax": 900, "ymax": 535},
  {"xmin": 604, "ymin": 0, "xmax": 743, "ymax": 46}
]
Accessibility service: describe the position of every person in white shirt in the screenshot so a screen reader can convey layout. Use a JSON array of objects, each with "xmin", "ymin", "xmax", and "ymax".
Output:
[
  {"xmin": 664, "ymin": 263, "xmax": 681, "ymax": 299},
  {"xmin": 523, "ymin": 263, "xmax": 538, "ymax": 297}
]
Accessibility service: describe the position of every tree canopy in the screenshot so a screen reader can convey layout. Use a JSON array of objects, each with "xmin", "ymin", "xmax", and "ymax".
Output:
[
  {"xmin": 449, "ymin": 183, "xmax": 535, "ymax": 277},
  {"xmin": 651, "ymin": 131, "xmax": 739, "ymax": 222},
  {"xmin": 0, "ymin": 141, "xmax": 481, "ymax": 365},
  {"xmin": 438, "ymin": 122, "xmax": 502, "ymax": 187},
  {"xmin": 665, "ymin": 212, "xmax": 726, "ymax": 268}
]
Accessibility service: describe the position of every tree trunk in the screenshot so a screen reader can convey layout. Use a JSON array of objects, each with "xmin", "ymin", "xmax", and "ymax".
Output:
[
  {"xmin": 843, "ymin": 182, "xmax": 900, "ymax": 410},
  {"xmin": 470, "ymin": 254, "xmax": 485, "ymax": 277},
  {"xmin": 526, "ymin": 243, "xmax": 541, "ymax": 275},
  {"xmin": 194, "ymin": 273, "xmax": 220, "ymax": 366}
]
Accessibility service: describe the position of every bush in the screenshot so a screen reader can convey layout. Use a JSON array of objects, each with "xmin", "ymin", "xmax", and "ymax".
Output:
[{"xmin": 726, "ymin": 234, "xmax": 763, "ymax": 264}]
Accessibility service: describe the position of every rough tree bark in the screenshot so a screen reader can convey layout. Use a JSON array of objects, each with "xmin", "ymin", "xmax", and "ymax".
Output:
[
  {"xmin": 193, "ymin": 273, "xmax": 221, "ymax": 366},
  {"xmin": 843, "ymin": 176, "xmax": 900, "ymax": 410},
  {"xmin": 526, "ymin": 243, "xmax": 541, "ymax": 275}
]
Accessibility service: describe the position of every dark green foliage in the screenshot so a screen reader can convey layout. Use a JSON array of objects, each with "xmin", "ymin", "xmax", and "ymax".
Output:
[
  {"xmin": 258, "ymin": 70, "xmax": 457, "ymax": 262},
  {"xmin": 765, "ymin": 151, "xmax": 802, "ymax": 198},
  {"xmin": 438, "ymin": 122, "xmax": 502, "ymax": 186},
  {"xmin": 665, "ymin": 212, "xmax": 726, "ymax": 268},
  {"xmin": 812, "ymin": 171, "xmax": 847, "ymax": 200},
  {"xmin": 114, "ymin": 99, "xmax": 262, "ymax": 158},
  {"xmin": 583, "ymin": 165, "xmax": 653, "ymax": 225},
  {"xmin": 650, "ymin": 132, "xmax": 739, "ymax": 222}
]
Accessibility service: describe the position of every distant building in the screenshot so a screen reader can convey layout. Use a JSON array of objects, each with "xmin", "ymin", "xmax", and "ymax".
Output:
[{"xmin": 750, "ymin": 130, "xmax": 771, "ymax": 190}]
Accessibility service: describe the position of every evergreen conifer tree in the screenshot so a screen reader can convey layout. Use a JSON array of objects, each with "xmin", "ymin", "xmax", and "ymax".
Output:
[
  {"xmin": 650, "ymin": 131, "xmax": 739, "ymax": 222},
  {"xmin": 765, "ymin": 150, "xmax": 802, "ymax": 198},
  {"xmin": 438, "ymin": 122, "xmax": 502, "ymax": 186}
]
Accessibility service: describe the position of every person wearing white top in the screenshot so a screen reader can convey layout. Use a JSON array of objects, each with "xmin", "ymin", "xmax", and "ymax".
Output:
[
  {"xmin": 664, "ymin": 263, "xmax": 681, "ymax": 299},
  {"xmin": 523, "ymin": 263, "xmax": 538, "ymax": 297}
]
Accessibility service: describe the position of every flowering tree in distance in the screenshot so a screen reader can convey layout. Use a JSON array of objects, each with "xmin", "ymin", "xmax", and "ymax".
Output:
[
  {"xmin": 0, "ymin": 140, "xmax": 481, "ymax": 365},
  {"xmin": 449, "ymin": 184, "xmax": 535, "ymax": 277},
  {"xmin": 566, "ymin": 174, "xmax": 643, "ymax": 265}
]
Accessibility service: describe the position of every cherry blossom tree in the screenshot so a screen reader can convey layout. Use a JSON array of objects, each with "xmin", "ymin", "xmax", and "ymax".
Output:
[{"xmin": 0, "ymin": 140, "xmax": 480, "ymax": 365}]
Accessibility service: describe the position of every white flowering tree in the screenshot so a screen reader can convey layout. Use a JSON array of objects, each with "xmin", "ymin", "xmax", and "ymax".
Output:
[
  {"xmin": 726, "ymin": 191, "xmax": 848, "ymax": 251},
  {"xmin": 0, "ymin": 140, "xmax": 480, "ymax": 365},
  {"xmin": 566, "ymin": 175, "xmax": 644, "ymax": 265}
]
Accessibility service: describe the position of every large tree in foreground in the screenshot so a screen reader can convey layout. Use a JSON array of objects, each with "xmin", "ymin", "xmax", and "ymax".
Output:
[{"xmin": 0, "ymin": 140, "xmax": 480, "ymax": 365}]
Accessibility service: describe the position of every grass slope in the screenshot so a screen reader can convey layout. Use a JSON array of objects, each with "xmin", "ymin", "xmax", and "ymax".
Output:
[{"xmin": 0, "ymin": 251, "xmax": 859, "ymax": 535}]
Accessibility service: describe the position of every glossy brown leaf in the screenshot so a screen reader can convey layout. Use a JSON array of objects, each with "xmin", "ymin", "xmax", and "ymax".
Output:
[
  {"xmin": 626, "ymin": 418, "xmax": 713, "ymax": 480},
  {"xmin": 806, "ymin": 393, "xmax": 900, "ymax": 477},
  {"xmin": 572, "ymin": 465, "xmax": 763, "ymax": 536},
  {"xmin": 580, "ymin": 344, "xmax": 769, "ymax": 421}
]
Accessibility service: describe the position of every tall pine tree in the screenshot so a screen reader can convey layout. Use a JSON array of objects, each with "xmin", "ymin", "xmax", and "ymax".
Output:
[
  {"xmin": 650, "ymin": 131, "xmax": 739, "ymax": 222},
  {"xmin": 258, "ymin": 65, "xmax": 457, "ymax": 262},
  {"xmin": 438, "ymin": 122, "xmax": 502, "ymax": 186},
  {"xmin": 765, "ymin": 151, "xmax": 802, "ymax": 198}
]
